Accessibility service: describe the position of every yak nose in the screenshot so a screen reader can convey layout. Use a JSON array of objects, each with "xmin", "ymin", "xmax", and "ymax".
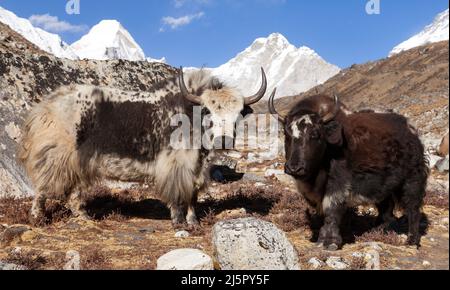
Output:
[
  {"xmin": 213, "ymin": 136, "xmax": 234, "ymax": 150},
  {"xmin": 285, "ymin": 162, "xmax": 306, "ymax": 176}
]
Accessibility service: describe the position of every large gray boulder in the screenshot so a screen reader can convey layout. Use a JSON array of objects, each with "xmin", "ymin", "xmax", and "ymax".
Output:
[{"xmin": 212, "ymin": 217, "xmax": 300, "ymax": 270}]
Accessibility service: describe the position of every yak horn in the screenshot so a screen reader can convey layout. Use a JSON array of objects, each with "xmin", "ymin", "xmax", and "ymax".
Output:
[
  {"xmin": 321, "ymin": 94, "xmax": 341, "ymax": 123},
  {"xmin": 244, "ymin": 68, "xmax": 267, "ymax": 105},
  {"xmin": 268, "ymin": 88, "xmax": 286, "ymax": 124},
  {"xmin": 179, "ymin": 67, "xmax": 202, "ymax": 105}
]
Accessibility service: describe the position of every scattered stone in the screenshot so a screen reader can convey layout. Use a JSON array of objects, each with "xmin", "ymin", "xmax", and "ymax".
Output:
[
  {"xmin": 422, "ymin": 260, "xmax": 432, "ymax": 268},
  {"xmin": 156, "ymin": 249, "xmax": 213, "ymax": 270},
  {"xmin": 365, "ymin": 250, "xmax": 381, "ymax": 270},
  {"xmin": 435, "ymin": 155, "xmax": 449, "ymax": 172},
  {"xmin": 0, "ymin": 261, "xmax": 27, "ymax": 270},
  {"xmin": 212, "ymin": 218, "xmax": 300, "ymax": 270},
  {"xmin": 5, "ymin": 122, "xmax": 21, "ymax": 141},
  {"xmin": 308, "ymin": 257, "xmax": 325, "ymax": 269},
  {"xmin": 63, "ymin": 250, "xmax": 81, "ymax": 270},
  {"xmin": 138, "ymin": 226, "xmax": 155, "ymax": 234},
  {"xmin": 326, "ymin": 257, "xmax": 349, "ymax": 270},
  {"xmin": 175, "ymin": 230, "xmax": 190, "ymax": 238},
  {"xmin": 427, "ymin": 154, "xmax": 442, "ymax": 169}
]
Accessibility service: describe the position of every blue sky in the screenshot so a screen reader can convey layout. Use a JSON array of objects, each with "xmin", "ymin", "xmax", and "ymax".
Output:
[{"xmin": 0, "ymin": 0, "xmax": 448, "ymax": 68}]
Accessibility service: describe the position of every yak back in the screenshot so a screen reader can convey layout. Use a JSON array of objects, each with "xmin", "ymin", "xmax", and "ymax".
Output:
[{"xmin": 341, "ymin": 112, "xmax": 426, "ymax": 173}]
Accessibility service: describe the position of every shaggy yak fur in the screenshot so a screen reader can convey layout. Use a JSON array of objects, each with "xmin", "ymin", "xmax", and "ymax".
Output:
[
  {"xmin": 275, "ymin": 94, "xmax": 428, "ymax": 250},
  {"xmin": 18, "ymin": 69, "xmax": 267, "ymax": 225}
]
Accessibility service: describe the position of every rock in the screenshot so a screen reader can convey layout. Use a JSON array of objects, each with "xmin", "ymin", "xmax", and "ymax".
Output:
[
  {"xmin": 365, "ymin": 250, "xmax": 381, "ymax": 270},
  {"xmin": 156, "ymin": 249, "xmax": 213, "ymax": 270},
  {"xmin": 138, "ymin": 226, "xmax": 155, "ymax": 234},
  {"xmin": 63, "ymin": 250, "xmax": 81, "ymax": 270},
  {"xmin": 5, "ymin": 122, "xmax": 21, "ymax": 141},
  {"xmin": 326, "ymin": 256, "xmax": 349, "ymax": 270},
  {"xmin": 308, "ymin": 257, "xmax": 325, "ymax": 269},
  {"xmin": 174, "ymin": 230, "xmax": 190, "ymax": 238},
  {"xmin": 0, "ymin": 261, "xmax": 27, "ymax": 270},
  {"xmin": 427, "ymin": 154, "xmax": 442, "ymax": 169},
  {"xmin": 212, "ymin": 217, "xmax": 300, "ymax": 270},
  {"xmin": 422, "ymin": 260, "xmax": 432, "ymax": 267},
  {"xmin": 435, "ymin": 155, "xmax": 449, "ymax": 172},
  {"xmin": 0, "ymin": 225, "xmax": 32, "ymax": 246}
]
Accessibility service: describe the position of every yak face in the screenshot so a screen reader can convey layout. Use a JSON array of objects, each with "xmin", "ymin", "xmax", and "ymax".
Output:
[
  {"xmin": 179, "ymin": 68, "xmax": 266, "ymax": 150},
  {"xmin": 201, "ymin": 88, "xmax": 248, "ymax": 149},
  {"xmin": 284, "ymin": 113, "xmax": 343, "ymax": 179}
]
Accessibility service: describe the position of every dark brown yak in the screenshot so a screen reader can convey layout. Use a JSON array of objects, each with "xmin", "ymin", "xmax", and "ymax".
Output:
[{"xmin": 269, "ymin": 90, "xmax": 428, "ymax": 250}]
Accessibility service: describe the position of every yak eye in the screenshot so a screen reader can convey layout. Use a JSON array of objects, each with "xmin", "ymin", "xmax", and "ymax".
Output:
[{"xmin": 310, "ymin": 130, "xmax": 320, "ymax": 140}]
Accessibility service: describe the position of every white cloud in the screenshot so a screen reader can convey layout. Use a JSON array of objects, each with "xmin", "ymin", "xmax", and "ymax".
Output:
[
  {"xmin": 161, "ymin": 12, "xmax": 205, "ymax": 30},
  {"xmin": 29, "ymin": 14, "xmax": 87, "ymax": 33}
]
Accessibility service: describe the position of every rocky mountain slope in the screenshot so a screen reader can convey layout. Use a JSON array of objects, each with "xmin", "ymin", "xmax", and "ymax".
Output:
[
  {"xmin": 213, "ymin": 33, "xmax": 340, "ymax": 99},
  {"xmin": 0, "ymin": 22, "xmax": 177, "ymax": 198},
  {"xmin": 390, "ymin": 9, "xmax": 449, "ymax": 56}
]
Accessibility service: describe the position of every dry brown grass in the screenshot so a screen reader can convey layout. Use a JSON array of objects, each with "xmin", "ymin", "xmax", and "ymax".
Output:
[
  {"xmin": 355, "ymin": 227, "xmax": 403, "ymax": 246},
  {"xmin": 0, "ymin": 197, "xmax": 32, "ymax": 225},
  {"xmin": 80, "ymin": 245, "xmax": 112, "ymax": 270},
  {"xmin": 424, "ymin": 191, "xmax": 449, "ymax": 209},
  {"xmin": 270, "ymin": 192, "xmax": 311, "ymax": 232},
  {"xmin": 5, "ymin": 250, "xmax": 47, "ymax": 270},
  {"xmin": 350, "ymin": 255, "xmax": 367, "ymax": 270}
]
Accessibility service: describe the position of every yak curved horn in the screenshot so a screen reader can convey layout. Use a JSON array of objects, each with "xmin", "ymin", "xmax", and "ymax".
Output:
[
  {"xmin": 321, "ymin": 94, "xmax": 341, "ymax": 123},
  {"xmin": 244, "ymin": 68, "xmax": 268, "ymax": 106},
  {"xmin": 268, "ymin": 88, "xmax": 286, "ymax": 124},
  {"xmin": 179, "ymin": 67, "xmax": 202, "ymax": 105}
]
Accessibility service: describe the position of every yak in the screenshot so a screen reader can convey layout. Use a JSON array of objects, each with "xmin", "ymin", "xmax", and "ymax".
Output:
[
  {"xmin": 18, "ymin": 68, "xmax": 268, "ymax": 225},
  {"xmin": 269, "ymin": 90, "xmax": 428, "ymax": 250}
]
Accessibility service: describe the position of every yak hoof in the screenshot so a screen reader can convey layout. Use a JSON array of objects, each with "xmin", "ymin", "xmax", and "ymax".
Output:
[
  {"xmin": 187, "ymin": 216, "xmax": 199, "ymax": 226},
  {"xmin": 325, "ymin": 243, "xmax": 340, "ymax": 251}
]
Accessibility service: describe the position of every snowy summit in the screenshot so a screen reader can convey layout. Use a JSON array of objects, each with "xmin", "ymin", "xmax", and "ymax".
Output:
[
  {"xmin": 390, "ymin": 9, "xmax": 449, "ymax": 56},
  {"xmin": 0, "ymin": 6, "xmax": 78, "ymax": 59},
  {"xmin": 213, "ymin": 33, "xmax": 340, "ymax": 99},
  {"xmin": 71, "ymin": 20, "xmax": 149, "ymax": 62}
]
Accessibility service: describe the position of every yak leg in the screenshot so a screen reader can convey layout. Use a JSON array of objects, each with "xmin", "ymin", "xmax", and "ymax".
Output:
[
  {"xmin": 376, "ymin": 196, "xmax": 396, "ymax": 227},
  {"xmin": 186, "ymin": 191, "xmax": 199, "ymax": 226},
  {"xmin": 67, "ymin": 189, "xmax": 90, "ymax": 220},
  {"xmin": 318, "ymin": 194, "xmax": 346, "ymax": 251},
  {"xmin": 402, "ymin": 180, "xmax": 425, "ymax": 247},
  {"xmin": 30, "ymin": 193, "xmax": 47, "ymax": 223},
  {"xmin": 169, "ymin": 202, "xmax": 187, "ymax": 225}
]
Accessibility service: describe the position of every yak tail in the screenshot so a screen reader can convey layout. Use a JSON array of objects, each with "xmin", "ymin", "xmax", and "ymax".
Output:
[{"xmin": 17, "ymin": 103, "xmax": 80, "ymax": 197}]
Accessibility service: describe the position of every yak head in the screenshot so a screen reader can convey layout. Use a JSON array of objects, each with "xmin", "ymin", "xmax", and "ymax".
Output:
[
  {"xmin": 269, "ymin": 92, "xmax": 344, "ymax": 179},
  {"xmin": 178, "ymin": 68, "xmax": 267, "ymax": 150}
]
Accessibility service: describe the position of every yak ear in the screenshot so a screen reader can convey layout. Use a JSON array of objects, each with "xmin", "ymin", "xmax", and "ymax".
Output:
[{"xmin": 324, "ymin": 120, "xmax": 343, "ymax": 146}]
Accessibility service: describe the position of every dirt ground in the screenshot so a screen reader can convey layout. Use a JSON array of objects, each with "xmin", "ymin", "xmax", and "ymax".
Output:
[{"xmin": 0, "ymin": 172, "xmax": 448, "ymax": 270}]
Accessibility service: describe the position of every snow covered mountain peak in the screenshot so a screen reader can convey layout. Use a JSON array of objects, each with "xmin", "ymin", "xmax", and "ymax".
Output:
[
  {"xmin": 390, "ymin": 9, "xmax": 449, "ymax": 56},
  {"xmin": 70, "ymin": 20, "xmax": 147, "ymax": 61},
  {"xmin": 213, "ymin": 33, "xmax": 340, "ymax": 99},
  {"xmin": 0, "ymin": 6, "xmax": 78, "ymax": 59}
]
